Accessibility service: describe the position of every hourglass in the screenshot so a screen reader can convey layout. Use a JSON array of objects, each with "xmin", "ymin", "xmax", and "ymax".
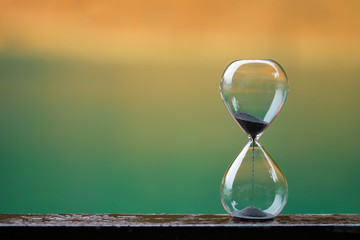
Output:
[{"xmin": 219, "ymin": 60, "xmax": 289, "ymax": 220}]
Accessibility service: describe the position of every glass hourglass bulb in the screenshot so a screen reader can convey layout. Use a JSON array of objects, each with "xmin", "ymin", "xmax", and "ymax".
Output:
[{"xmin": 219, "ymin": 60, "xmax": 289, "ymax": 220}]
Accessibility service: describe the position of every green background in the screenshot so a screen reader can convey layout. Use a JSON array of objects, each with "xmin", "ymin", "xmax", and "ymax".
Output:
[{"xmin": 0, "ymin": 51, "xmax": 359, "ymax": 214}]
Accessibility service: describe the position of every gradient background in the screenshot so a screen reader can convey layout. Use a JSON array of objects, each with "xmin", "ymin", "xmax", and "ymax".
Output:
[{"xmin": 0, "ymin": 0, "xmax": 359, "ymax": 214}]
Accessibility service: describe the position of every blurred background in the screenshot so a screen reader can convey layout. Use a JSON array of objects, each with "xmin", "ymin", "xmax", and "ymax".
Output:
[{"xmin": 0, "ymin": 0, "xmax": 359, "ymax": 214}]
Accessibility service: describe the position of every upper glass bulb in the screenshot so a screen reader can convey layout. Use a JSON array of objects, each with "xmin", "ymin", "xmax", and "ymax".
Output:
[{"xmin": 219, "ymin": 59, "xmax": 289, "ymax": 139}]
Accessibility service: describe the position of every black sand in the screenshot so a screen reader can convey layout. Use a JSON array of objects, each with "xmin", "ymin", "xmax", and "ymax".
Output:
[
  {"xmin": 232, "ymin": 206, "xmax": 274, "ymax": 220},
  {"xmin": 233, "ymin": 112, "xmax": 268, "ymax": 139},
  {"xmin": 231, "ymin": 113, "xmax": 272, "ymax": 220}
]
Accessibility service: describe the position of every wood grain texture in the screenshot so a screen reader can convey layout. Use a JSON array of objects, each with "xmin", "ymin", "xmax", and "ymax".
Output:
[{"xmin": 0, "ymin": 214, "xmax": 359, "ymax": 239}]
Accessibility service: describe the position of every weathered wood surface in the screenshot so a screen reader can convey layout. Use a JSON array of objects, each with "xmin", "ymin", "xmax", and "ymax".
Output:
[{"xmin": 0, "ymin": 214, "xmax": 359, "ymax": 239}]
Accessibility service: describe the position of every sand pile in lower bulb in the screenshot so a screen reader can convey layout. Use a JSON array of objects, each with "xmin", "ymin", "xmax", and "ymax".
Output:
[{"xmin": 232, "ymin": 206, "xmax": 274, "ymax": 220}]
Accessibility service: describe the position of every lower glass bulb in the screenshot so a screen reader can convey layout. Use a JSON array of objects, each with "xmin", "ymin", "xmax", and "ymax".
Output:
[{"xmin": 220, "ymin": 139, "xmax": 288, "ymax": 220}]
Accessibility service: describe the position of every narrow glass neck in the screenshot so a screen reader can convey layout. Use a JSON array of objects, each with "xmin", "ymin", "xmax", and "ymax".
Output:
[
  {"xmin": 246, "ymin": 137, "xmax": 263, "ymax": 150},
  {"xmin": 248, "ymin": 135, "xmax": 260, "ymax": 143}
]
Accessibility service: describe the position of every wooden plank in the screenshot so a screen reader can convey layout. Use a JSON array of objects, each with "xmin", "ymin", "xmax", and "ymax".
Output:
[{"xmin": 0, "ymin": 214, "xmax": 359, "ymax": 239}]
